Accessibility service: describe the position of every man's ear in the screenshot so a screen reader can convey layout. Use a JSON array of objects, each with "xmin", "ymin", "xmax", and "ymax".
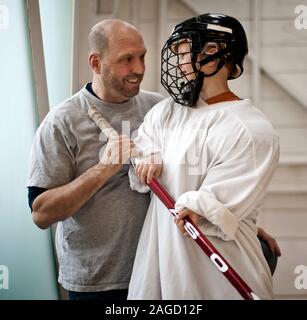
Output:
[{"xmin": 89, "ymin": 53, "xmax": 101, "ymax": 74}]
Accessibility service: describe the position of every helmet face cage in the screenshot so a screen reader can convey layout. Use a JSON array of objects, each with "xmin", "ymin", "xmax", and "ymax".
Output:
[
  {"xmin": 161, "ymin": 13, "xmax": 248, "ymax": 107},
  {"xmin": 161, "ymin": 32, "xmax": 203, "ymax": 106},
  {"xmin": 161, "ymin": 33, "xmax": 230, "ymax": 106}
]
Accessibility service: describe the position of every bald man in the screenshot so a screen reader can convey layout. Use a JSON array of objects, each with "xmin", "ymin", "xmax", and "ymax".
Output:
[{"xmin": 27, "ymin": 19, "xmax": 164, "ymax": 300}]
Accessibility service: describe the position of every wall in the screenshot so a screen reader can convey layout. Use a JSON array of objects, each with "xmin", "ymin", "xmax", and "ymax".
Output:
[
  {"xmin": 39, "ymin": 0, "xmax": 74, "ymax": 107},
  {"xmin": 0, "ymin": 0, "xmax": 58, "ymax": 299},
  {"xmin": 0, "ymin": 0, "xmax": 74, "ymax": 300}
]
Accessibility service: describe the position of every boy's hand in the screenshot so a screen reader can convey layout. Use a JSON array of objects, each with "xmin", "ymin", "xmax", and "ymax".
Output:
[
  {"xmin": 135, "ymin": 153, "xmax": 163, "ymax": 184},
  {"xmin": 174, "ymin": 208, "xmax": 201, "ymax": 237}
]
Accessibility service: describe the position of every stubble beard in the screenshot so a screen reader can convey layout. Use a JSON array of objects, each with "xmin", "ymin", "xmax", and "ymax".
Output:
[{"xmin": 101, "ymin": 66, "xmax": 142, "ymax": 100}]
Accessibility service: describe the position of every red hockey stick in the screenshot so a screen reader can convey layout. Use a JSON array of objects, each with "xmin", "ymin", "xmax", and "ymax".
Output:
[{"xmin": 88, "ymin": 106, "xmax": 260, "ymax": 300}]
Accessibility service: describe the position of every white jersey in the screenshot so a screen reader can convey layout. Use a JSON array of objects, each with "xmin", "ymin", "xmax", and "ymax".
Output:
[{"xmin": 128, "ymin": 96, "xmax": 279, "ymax": 300}]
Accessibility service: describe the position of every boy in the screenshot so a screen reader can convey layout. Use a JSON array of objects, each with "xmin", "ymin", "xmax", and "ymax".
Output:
[{"xmin": 128, "ymin": 13, "xmax": 279, "ymax": 299}]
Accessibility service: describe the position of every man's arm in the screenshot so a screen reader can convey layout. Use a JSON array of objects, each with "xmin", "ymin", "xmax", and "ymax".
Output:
[
  {"xmin": 32, "ymin": 134, "xmax": 137, "ymax": 229},
  {"xmin": 28, "ymin": 187, "xmax": 48, "ymax": 211},
  {"xmin": 257, "ymin": 227, "xmax": 281, "ymax": 256},
  {"xmin": 32, "ymin": 163, "xmax": 116, "ymax": 229}
]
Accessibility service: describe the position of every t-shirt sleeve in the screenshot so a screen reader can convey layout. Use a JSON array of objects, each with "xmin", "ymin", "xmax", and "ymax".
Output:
[
  {"xmin": 175, "ymin": 120, "xmax": 280, "ymax": 241},
  {"xmin": 27, "ymin": 113, "xmax": 75, "ymax": 189}
]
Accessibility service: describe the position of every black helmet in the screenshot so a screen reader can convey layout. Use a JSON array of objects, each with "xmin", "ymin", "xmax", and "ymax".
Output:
[{"xmin": 161, "ymin": 13, "xmax": 248, "ymax": 106}]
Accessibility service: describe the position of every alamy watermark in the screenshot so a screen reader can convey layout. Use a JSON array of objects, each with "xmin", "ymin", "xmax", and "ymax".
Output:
[
  {"xmin": 294, "ymin": 5, "xmax": 307, "ymax": 30},
  {"xmin": 0, "ymin": 5, "xmax": 9, "ymax": 30},
  {"xmin": 0, "ymin": 265, "xmax": 9, "ymax": 290},
  {"xmin": 294, "ymin": 265, "xmax": 307, "ymax": 290},
  {"xmin": 98, "ymin": 122, "xmax": 209, "ymax": 176}
]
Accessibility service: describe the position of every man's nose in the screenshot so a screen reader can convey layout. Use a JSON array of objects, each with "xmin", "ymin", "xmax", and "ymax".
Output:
[{"xmin": 132, "ymin": 58, "xmax": 145, "ymax": 75}]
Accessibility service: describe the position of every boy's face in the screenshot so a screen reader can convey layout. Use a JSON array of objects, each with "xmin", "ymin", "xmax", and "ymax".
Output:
[
  {"xmin": 176, "ymin": 40, "xmax": 220, "ymax": 81},
  {"xmin": 176, "ymin": 40, "xmax": 195, "ymax": 81}
]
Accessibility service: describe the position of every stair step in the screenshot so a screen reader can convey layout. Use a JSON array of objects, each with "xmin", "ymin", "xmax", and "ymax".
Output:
[{"xmin": 279, "ymin": 155, "xmax": 307, "ymax": 166}]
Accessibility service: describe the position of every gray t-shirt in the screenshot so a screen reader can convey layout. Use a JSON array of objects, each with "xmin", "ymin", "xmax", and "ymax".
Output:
[{"xmin": 27, "ymin": 85, "xmax": 164, "ymax": 292}]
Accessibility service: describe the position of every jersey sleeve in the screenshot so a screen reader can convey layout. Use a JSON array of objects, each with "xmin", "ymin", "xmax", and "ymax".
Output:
[
  {"xmin": 128, "ymin": 101, "xmax": 166, "ymax": 192},
  {"xmin": 175, "ymin": 120, "xmax": 280, "ymax": 240}
]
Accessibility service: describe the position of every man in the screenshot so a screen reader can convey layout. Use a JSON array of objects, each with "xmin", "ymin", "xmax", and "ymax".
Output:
[
  {"xmin": 128, "ymin": 13, "xmax": 280, "ymax": 299},
  {"xmin": 27, "ymin": 19, "xmax": 164, "ymax": 300}
]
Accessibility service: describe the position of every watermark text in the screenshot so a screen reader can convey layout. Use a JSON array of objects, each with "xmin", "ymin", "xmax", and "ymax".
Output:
[
  {"xmin": 294, "ymin": 5, "xmax": 307, "ymax": 30},
  {"xmin": 294, "ymin": 265, "xmax": 307, "ymax": 290},
  {"xmin": 0, "ymin": 265, "xmax": 9, "ymax": 290}
]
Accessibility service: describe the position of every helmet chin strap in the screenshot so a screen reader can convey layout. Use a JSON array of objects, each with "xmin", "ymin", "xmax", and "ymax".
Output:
[{"xmin": 182, "ymin": 72, "xmax": 204, "ymax": 106}]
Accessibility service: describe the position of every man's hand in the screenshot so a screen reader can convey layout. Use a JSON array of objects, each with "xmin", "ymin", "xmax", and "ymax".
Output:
[
  {"xmin": 258, "ymin": 227, "xmax": 281, "ymax": 256},
  {"xmin": 100, "ymin": 134, "xmax": 138, "ymax": 174},
  {"xmin": 135, "ymin": 153, "xmax": 163, "ymax": 184},
  {"xmin": 174, "ymin": 208, "xmax": 201, "ymax": 237}
]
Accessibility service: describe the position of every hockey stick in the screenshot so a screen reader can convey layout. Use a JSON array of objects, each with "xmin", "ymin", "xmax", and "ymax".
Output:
[{"xmin": 88, "ymin": 105, "xmax": 260, "ymax": 300}]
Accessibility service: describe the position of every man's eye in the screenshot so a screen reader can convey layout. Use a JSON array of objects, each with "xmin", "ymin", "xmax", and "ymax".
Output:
[{"xmin": 122, "ymin": 57, "xmax": 131, "ymax": 63}]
